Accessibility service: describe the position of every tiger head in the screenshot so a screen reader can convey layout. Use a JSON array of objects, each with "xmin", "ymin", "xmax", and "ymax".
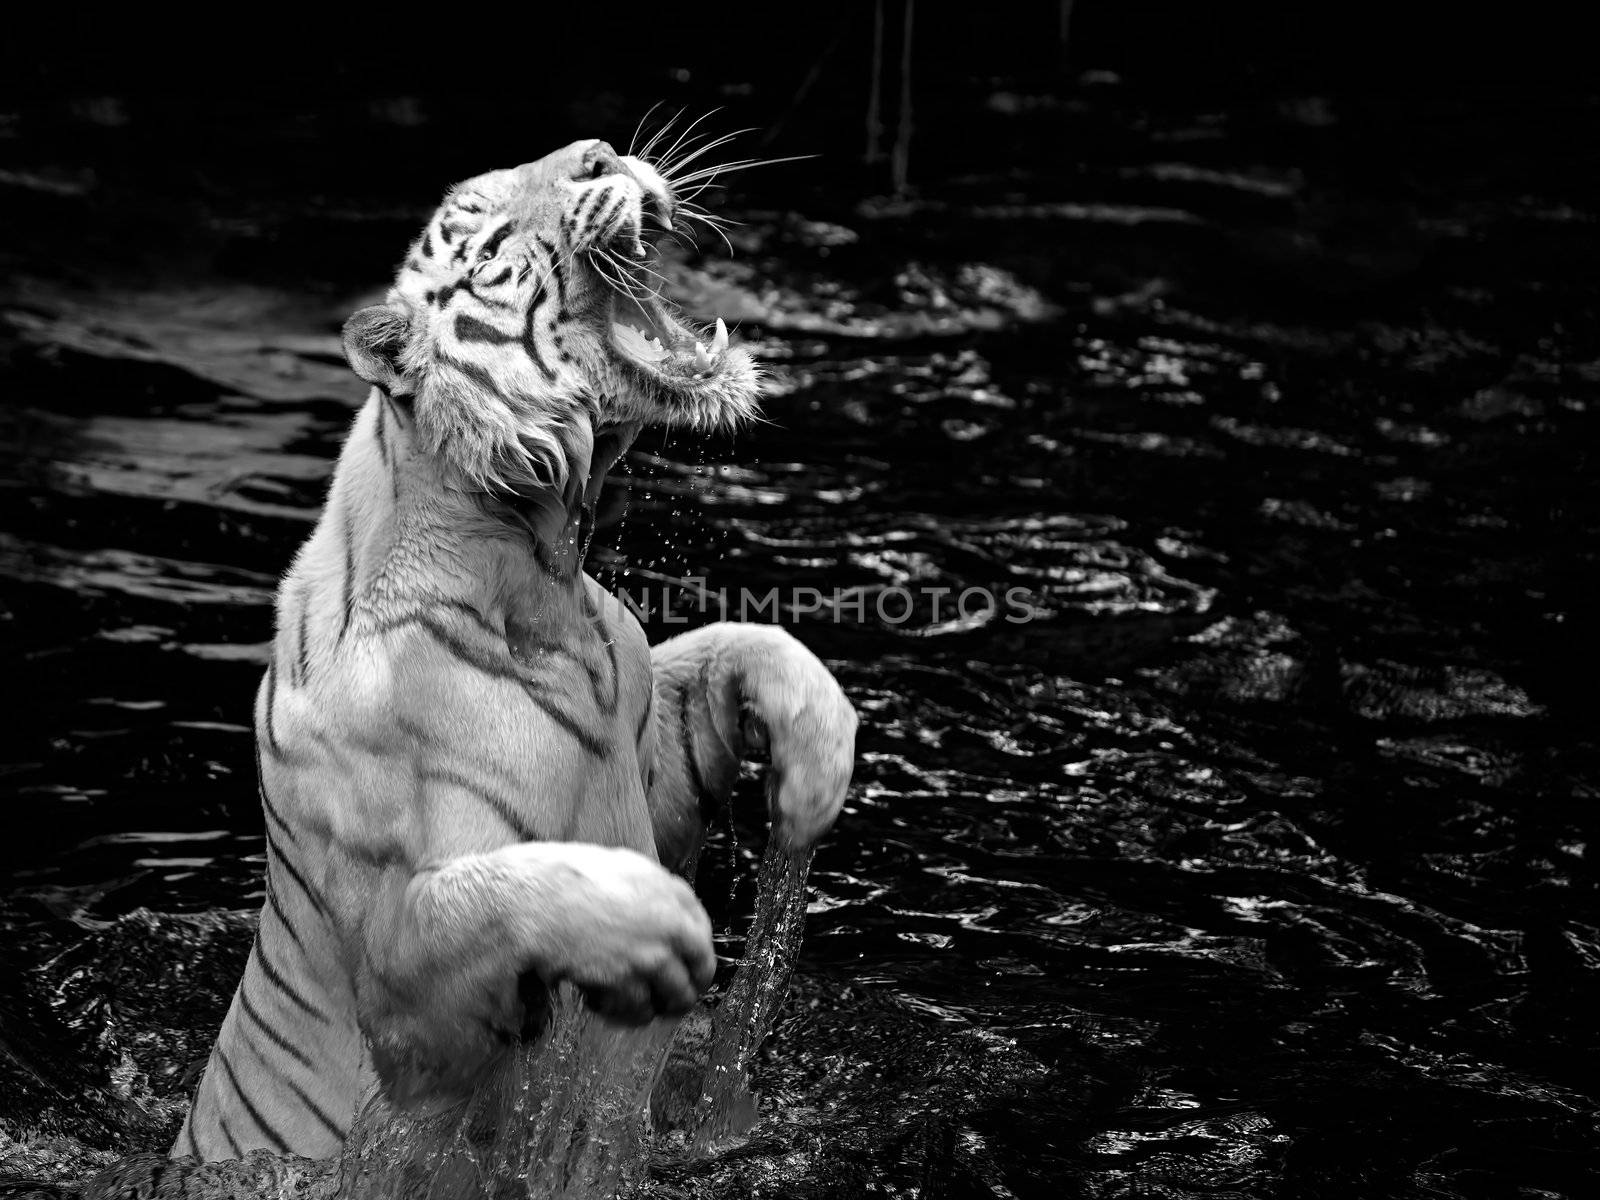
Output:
[{"xmin": 341, "ymin": 138, "xmax": 760, "ymax": 498}]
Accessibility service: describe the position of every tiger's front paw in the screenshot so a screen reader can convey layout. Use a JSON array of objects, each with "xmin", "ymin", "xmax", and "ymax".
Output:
[
  {"xmin": 541, "ymin": 845, "xmax": 716, "ymax": 1025},
  {"xmin": 734, "ymin": 628, "xmax": 857, "ymax": 849}
]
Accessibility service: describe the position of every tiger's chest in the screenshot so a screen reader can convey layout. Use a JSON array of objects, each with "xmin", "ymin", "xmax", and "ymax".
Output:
[{"xmin": 454, "ymin": 584, "xmax": 657, "ymax": 852}]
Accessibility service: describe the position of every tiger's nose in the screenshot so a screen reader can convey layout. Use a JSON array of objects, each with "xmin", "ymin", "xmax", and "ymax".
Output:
[{"xmin": 575, "ymin": 140, "xmax": 624, "ymax": 182}]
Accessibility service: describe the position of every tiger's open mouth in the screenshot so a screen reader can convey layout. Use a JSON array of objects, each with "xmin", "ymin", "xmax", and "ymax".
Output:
[
  {"xmin": 584, "ymin": 172, "xmax": 758, "ymax": 423},
  {"xmin": 607, "ymin": 287, "xmax": 731, "ymax": 384},
  {"xmin": 598, "ymin": 230, "xmax": 738, "ymax": 391}
]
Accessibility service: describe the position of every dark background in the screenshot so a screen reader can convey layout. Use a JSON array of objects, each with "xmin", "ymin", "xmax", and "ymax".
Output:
[{"xmin": 4, "ymin": 4, "xmax": 1596, "ymax": 280}]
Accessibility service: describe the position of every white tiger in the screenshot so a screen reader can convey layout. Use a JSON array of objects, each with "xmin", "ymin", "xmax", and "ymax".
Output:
[{"xmin": 176, "ymin": 137, "xmax": 856, "ymax": 1161}]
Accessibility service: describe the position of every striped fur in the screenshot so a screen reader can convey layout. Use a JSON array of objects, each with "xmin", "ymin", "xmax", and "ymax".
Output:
[{"xmin": 178, "ymin": 139, "xmax": 856, "ymax": 1162}]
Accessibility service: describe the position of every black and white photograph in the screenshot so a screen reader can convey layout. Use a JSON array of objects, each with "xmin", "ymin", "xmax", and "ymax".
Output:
[{"xmin": 1, "ymin": 6, "xmax": 1595, "ymax": 1197}]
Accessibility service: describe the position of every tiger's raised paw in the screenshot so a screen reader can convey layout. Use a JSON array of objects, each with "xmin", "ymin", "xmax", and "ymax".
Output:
[
  {"xmin": 732, "ymin": 627, "xmax": 858, "ymax": 850},
  {"xmin": 535, "ymin": 844, "xmax": 716, "ymax": 1025}
]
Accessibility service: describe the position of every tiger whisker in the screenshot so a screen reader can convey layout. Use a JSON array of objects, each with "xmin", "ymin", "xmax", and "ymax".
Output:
[
  {"xmin": 589, "ymin": 249, "xmax": 659, "ymax": 307},
  {"xmin": 677, "ymin": 203, "xmax": 734, "ymax": 227},
  {"xmin": 587, "ymin": 261, "xmax": 625, "ymax": 301},
  {"xmin": 678, "ymin": 201, "xmax": 740, "ymax": 231},
  {"xmin": 667, "ymin": 154, "xmax": 817, "ymax": 188},
  {"xmin": 654, "ymin": 109, "xmax": 725, "ymax": 176},
  {"xmin": 677, "ymin": 210, "xmax": 737, "ymax": 257},
  {"xmin": 654, "ymin": 110, "xmax": 723, "ymax": 170},
  {"xmin": 626, "ymin": 101, "xmax": 668, "ymax": 159},
  {"xmin": 654, "ymin": 128, "xmax": 756, "ymax": 180},
  {"xmin": 617, "ymin": 259, "xmax": 671, "ymax": 305},
  {"xmin": 600, "ymin": 263, "xmax": 653, "ymax": 307},
  {"xmin": 655, "ymin": 228, "xmax": 695, "ymax": 254},
  {"xmin": 636, "ymin": 106, "xmax": 688, "ymax": 163},
  {"xmin": 675, "ymin": 179, "xmax": 731, "ymax": 204},
  {"xmin": 677, "ymin": 199, "xmax": 741, "ymax": 228},
  {"xmin": 608, "ymin": 247, "xmax": 675, "ymax": 292},
  {"xmin": 586, "ymin": 247, "xmax": 629, "ymax": 288},
  {"xmin": 657, "ymin": 143, "xmax": 757, "ymax": 192}
]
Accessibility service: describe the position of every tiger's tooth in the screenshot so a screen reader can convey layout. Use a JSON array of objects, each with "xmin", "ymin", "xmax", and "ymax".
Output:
[
  {"xmin": 693, "ymin": 341, "xmax": 714, "ymax": 371},
  {"xmin": 710, "ymin": 317, "xmax": 729, "ymax": 356}
]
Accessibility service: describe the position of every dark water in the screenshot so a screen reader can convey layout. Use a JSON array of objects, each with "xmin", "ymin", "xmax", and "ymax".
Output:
[{"xmin": 3, "ymin": 85, "xmax": 1599, "ymax": 1198}]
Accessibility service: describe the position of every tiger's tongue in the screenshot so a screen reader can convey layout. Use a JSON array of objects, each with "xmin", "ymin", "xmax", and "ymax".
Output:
[{"xmin": 613, "ymin": 321, "xmax": 670, "ymax": 362}]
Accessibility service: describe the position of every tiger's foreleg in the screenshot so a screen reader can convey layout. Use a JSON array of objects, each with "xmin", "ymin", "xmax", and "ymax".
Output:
[
  {"xmin": 356, "ymin": 835, "xmax": 715, "ymax": 1104},
  {"xmin": 645, "ymin": 623, "xmax": 856, "ymax": 876}
]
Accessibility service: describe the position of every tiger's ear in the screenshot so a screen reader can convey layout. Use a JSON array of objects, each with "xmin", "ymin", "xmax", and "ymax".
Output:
[{"xmin": 342, "ymin": 303, "xmax": 414, "ymax": 392}]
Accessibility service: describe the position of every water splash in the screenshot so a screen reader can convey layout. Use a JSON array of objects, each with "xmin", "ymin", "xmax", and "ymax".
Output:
[
  {"xmin": 338, "ymin": 993, "xmax": 676, "ymax": 1200},
  {"xmin": 333, "ymin": 840, "xmax": 817, "ymax": 1198},
  {"xmin": 652, "ymin": 841, "xmax": 815, "ymax": 1157}
]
